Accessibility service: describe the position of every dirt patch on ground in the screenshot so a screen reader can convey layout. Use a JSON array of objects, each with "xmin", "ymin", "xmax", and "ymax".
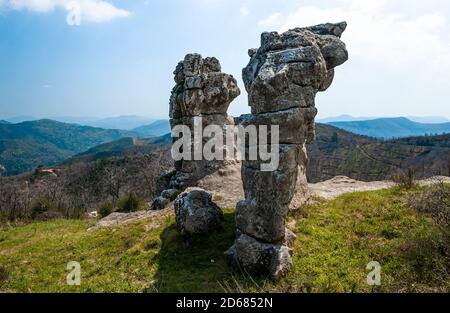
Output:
[
  {"xmin": 308, "ymin": 176, "xmax": 395, "ymax": 199},
  {"xmin": 94, "ymin": 166, "xmax": 450, "ymax": 228},
  {"xmin": 91, "ymin": 207, "xmax": 172, "ymax": 229},
  {"xmin": 309, "ymin": 175, "xmax": 450, "ymax": 200}
]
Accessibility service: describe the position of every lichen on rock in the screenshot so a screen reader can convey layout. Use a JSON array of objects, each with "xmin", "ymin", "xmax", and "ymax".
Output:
[
  {"xmin": 151, "ymin": 54, "xmax": 240, "ymax": 210},
  {"xmin": 174, "ymin": 187, "xmax": 224, "ymax": 236},
  {"xmin": 226, "ymin": 22, "xmax": 349, "ymax": 279}
]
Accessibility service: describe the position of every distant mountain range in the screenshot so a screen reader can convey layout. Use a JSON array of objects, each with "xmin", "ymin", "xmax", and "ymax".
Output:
[
  {"xmin": 132, "ymin": 119, "xmax": 171, "ymax": 137},
  {"xmin": 328, "ymin": 117, "xmax": 450, "ymax": 139},
  {"xmin": 85, "ymin": 115, "xmax": 157, "ymax": 130},
  {"xmin": 307, "ymin": 124, "xmax": 450, "ymax": 182},
  {"xmin": 317, "ymin": 115, "xmax": 450, "ymax": 124},
  {"xmin": 65, "ymin": 133, "xmax": 172, "ymax": 165},
  {"xmin": 132, "ymin": 117, "xmax": 450, "ymax": 140},
  {"xmin": 50, "ymin": 123, "xmax": 450, "ymax": 182},
  {"xmin": 3, "ymin": 115, "xmax": 161, "ymax": 130},
  {"xmin": 1, "ymin": 118, "xmax": 450, "ymax": 178},
  {"xmin": 0, "ymin": 119, "xmax": 134, "ymax": 175}
]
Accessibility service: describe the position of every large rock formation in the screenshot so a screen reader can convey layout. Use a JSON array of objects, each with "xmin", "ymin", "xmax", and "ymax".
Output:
[
  {"xmin": 151, "ymin": 54, "xmax": 240, "ymax": 209},
  {"xmin": 226, "ymin": 22, "xmax": 348, "ymax": 279}
]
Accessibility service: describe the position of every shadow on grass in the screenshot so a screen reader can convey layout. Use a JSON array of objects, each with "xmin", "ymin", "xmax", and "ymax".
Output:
[{"xmin": 151, "ymin": 211, "xmax": 238, "ymax": 292}]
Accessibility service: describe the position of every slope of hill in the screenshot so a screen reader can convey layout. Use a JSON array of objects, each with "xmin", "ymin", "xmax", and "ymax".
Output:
[
  {"xmin": 1, "ymin": 118, "xmax": 448, "ymax": 182},
  {"xmin": 390, "ymin": 133, "xmax": 450, "ymax": 148},
  {"xmin": 318, "ymin": 115, "xmax": 450, "ymax": 124},
  {"xmin": 65, "ymin": 133, "xmax": 172, "ymax": 164},
  {"xmin": 329, "ymin": 117, "xmax": 450, "ymax": 139},
  {"xmin": 307, "ymin": 124, "xmax": 450, "ymax": 182},
  {"xmin": 317, "ymin": 115, "xmax": 377, "ymax": 123},
  {"xmin": 0, "ymin": 119, "xmax": 135, "ymax": 175},
  {"xmin": 1, "ymin": 186, "xmax": 447, "ymax": 292},
  {"xmin": 407, "ymin": 116, "xmax": 450, "ymax": 124},
  {"xmin": 132, "ymin": 119, "xmax": 171, "ymax": 137},
  {"xmin": 4, "ymin": 116, "xmax": 36, "ymax": 123},
  {"xmin": 0, "ymin": 120, "xmax": 11, "ymax": 124},
  {"xmin": 54, "ymin": 122, "xmax": 450, "ymax": 183}
]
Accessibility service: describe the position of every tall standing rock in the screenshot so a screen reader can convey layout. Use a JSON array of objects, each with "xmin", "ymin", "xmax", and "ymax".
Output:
[
  {"xmin": 226, "ymin": 22, "xmax": 348, "ymax": 279},
  {"xmin": 151, "ymin": 54, "xmax": 240, "ymax": 209}
]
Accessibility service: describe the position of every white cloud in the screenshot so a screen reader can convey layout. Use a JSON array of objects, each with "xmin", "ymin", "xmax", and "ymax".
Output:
[
  {"xmin": 258, "ymin": 0, "xmax": 450, "ymax": 72},
  {"xmin": 2, "ymin": 0, "xmax": 130, "ymax": 23},
  {"xmin": 258, "ymin": 12, "xmax": 283, "ymax": 27},
  {"xmin": 239, "ymin": 6, "xmax": 249, "ymax": 17}
]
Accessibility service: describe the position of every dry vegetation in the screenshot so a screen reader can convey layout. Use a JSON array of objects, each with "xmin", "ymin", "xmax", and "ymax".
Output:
[{"xmin": 0, "ymin": 149, "xmax": 172, "ymax": 223}]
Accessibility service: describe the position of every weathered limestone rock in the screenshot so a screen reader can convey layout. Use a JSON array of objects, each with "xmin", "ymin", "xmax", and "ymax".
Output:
[
  {"xmin": 151, "ymin": 54, "xmax": 240, "ymax": 210},
  {"xmin": 161, "ymin": 189, "xmax": 181, "ymax": 201},
  {"xmin": 225, "ymin": 233, "xmax": 292, "ymax": 279},
  {"xmin": 226, "ymin": 22, "xmax": 348, "ymax": 279},
  {"xmin": 174, "ymin": 187, "xmax": 223, "ymax": 236},
  {"xmin": 168, "ymin": 54, "xmax": 240, "ymax": 190},
  {"xmin": 169, "ymin": 54, "xmax": 240, "ymax": 119},
  {"xmin": 152, "ymin": 196, "xmax": 170, "ymax": 211}
]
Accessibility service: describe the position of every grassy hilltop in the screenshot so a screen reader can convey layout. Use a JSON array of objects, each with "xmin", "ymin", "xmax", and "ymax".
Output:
[{"xmin": 0, "ymin": 185, "xmax": 448, "ymax": 293}]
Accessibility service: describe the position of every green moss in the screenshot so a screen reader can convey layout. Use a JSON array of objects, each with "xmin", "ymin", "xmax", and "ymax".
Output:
[{"xmin": 213, "ymin": 195, "xmax": 224, "ymax": 202}]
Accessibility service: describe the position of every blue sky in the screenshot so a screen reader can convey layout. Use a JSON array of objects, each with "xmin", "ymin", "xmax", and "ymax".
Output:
[{"xmin": 0, "ymin": 0, "xmax": 449, "ymax": 120}]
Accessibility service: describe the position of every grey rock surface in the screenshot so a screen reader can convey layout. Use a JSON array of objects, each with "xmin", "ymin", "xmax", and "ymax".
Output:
[
  {"xmin": 225, "ymin": 233, "xmax": 292, "ymax": 280},
  {"xmin": 174, "ymin": 187, "xmax": 224, "ymax": 236},
  {"xmin": 228, "ymin": 22, "xmax": 348, "ymax": 278},
  {"xmin": 170, "ymin": 54, "xmax": 240, "ymax": 119},
  {"xmin": 151, "ymin": 196, "xmax": 170, "ymax": 211},
  {"xmin": 161, "ymin": 189, "xmax": 181, "ymax": 201},
  {"xmin": 151, "ymin": 54, "xmax": 240, "ymax": 210},
  {"xmin": 169, "ymin": 54, "xmax": 240, "ymax": 191}
]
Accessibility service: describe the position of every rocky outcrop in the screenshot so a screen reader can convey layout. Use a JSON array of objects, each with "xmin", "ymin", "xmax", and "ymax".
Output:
[
  {"xmin": 151, "ymin": 54, "xmax": 240, "ymax": 210},
  {"xmin": 174, "ymin": 187, "xmax": 224, "ymax": 236},
  {"xmin": 226, "ymin": 22, "xmax": 348, "ymax": 279},
  {"xmin": 91, "ymin": 208, "xmax": 172, "ymax": 229}
]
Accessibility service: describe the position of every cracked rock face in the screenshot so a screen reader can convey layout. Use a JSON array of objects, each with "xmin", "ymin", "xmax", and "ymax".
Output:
[
  {"xmin": 174, "ymin": 187, "xmax": 223, "ymax": 236},
  {"xmin": 169, "ymin": 54, "xmax": 240, "ymax": 191},
  {"xmin": 226, "ymin": 22, "xmax": 348, "ymax": 279},
  {"xmin": 151, "ymin": 54, "xmax": 240, "ymax": 210},
  {"xmin": 170, "ymin": 54, "xmax": 240, "ymax": 119}
]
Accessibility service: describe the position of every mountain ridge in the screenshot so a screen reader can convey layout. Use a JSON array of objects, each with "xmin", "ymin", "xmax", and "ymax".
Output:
[
  {"xmin": 0, "ymin": 119, "xmax": 135, "ymax": 175},
  {"xmin": 318, "ymin": 115, "xmax": 450, "ymax": 124},
  {"xmin": 132, "ymin": 119, "xmax": 171, "ymax": 137},
  {"xmin": 328, "ymin": 117, "xmax": 450, "ymax": 139},
  {"xmin": 1, "ymin": 119, "xmax": 449, "ymax": 180}
]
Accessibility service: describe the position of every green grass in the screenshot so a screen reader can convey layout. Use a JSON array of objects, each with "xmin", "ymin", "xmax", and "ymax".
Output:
[
  {"xmin": 0, "ymin": 187, "xmax": 448, "ymax": 293},
  {"xmin": 283, "ymin": 187, "xmax": 448, "ymax": 292}
]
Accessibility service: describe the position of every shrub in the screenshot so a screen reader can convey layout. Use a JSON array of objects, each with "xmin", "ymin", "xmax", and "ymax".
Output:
[
  {"xmin": 98, "ymin": 202, "xmax": 113, "ymax": 218},
  {"xmin": 0, "ymin": 266, "xmax": 8, "ymax": 285},
  {"xmin": 392, "ymin": 168, "xmax": 417, "ymax": 190},
  {"xmin": 117, "ymin": 193, "xmax": 145, "ymax": 212},
  {"xmin": 400, "ymin": 228, "xmax": 449, "ymax": 284},
  {"xmin": 30, "ymin": 196, "xmax": 58, "ymax": 219},
  {"xmin": 408, "ymin": 182, "xmax": 450, "ymax": 227},
  {"xmin": 402, "ymin": 182, "xmax": 450, "ymax": 285}
]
